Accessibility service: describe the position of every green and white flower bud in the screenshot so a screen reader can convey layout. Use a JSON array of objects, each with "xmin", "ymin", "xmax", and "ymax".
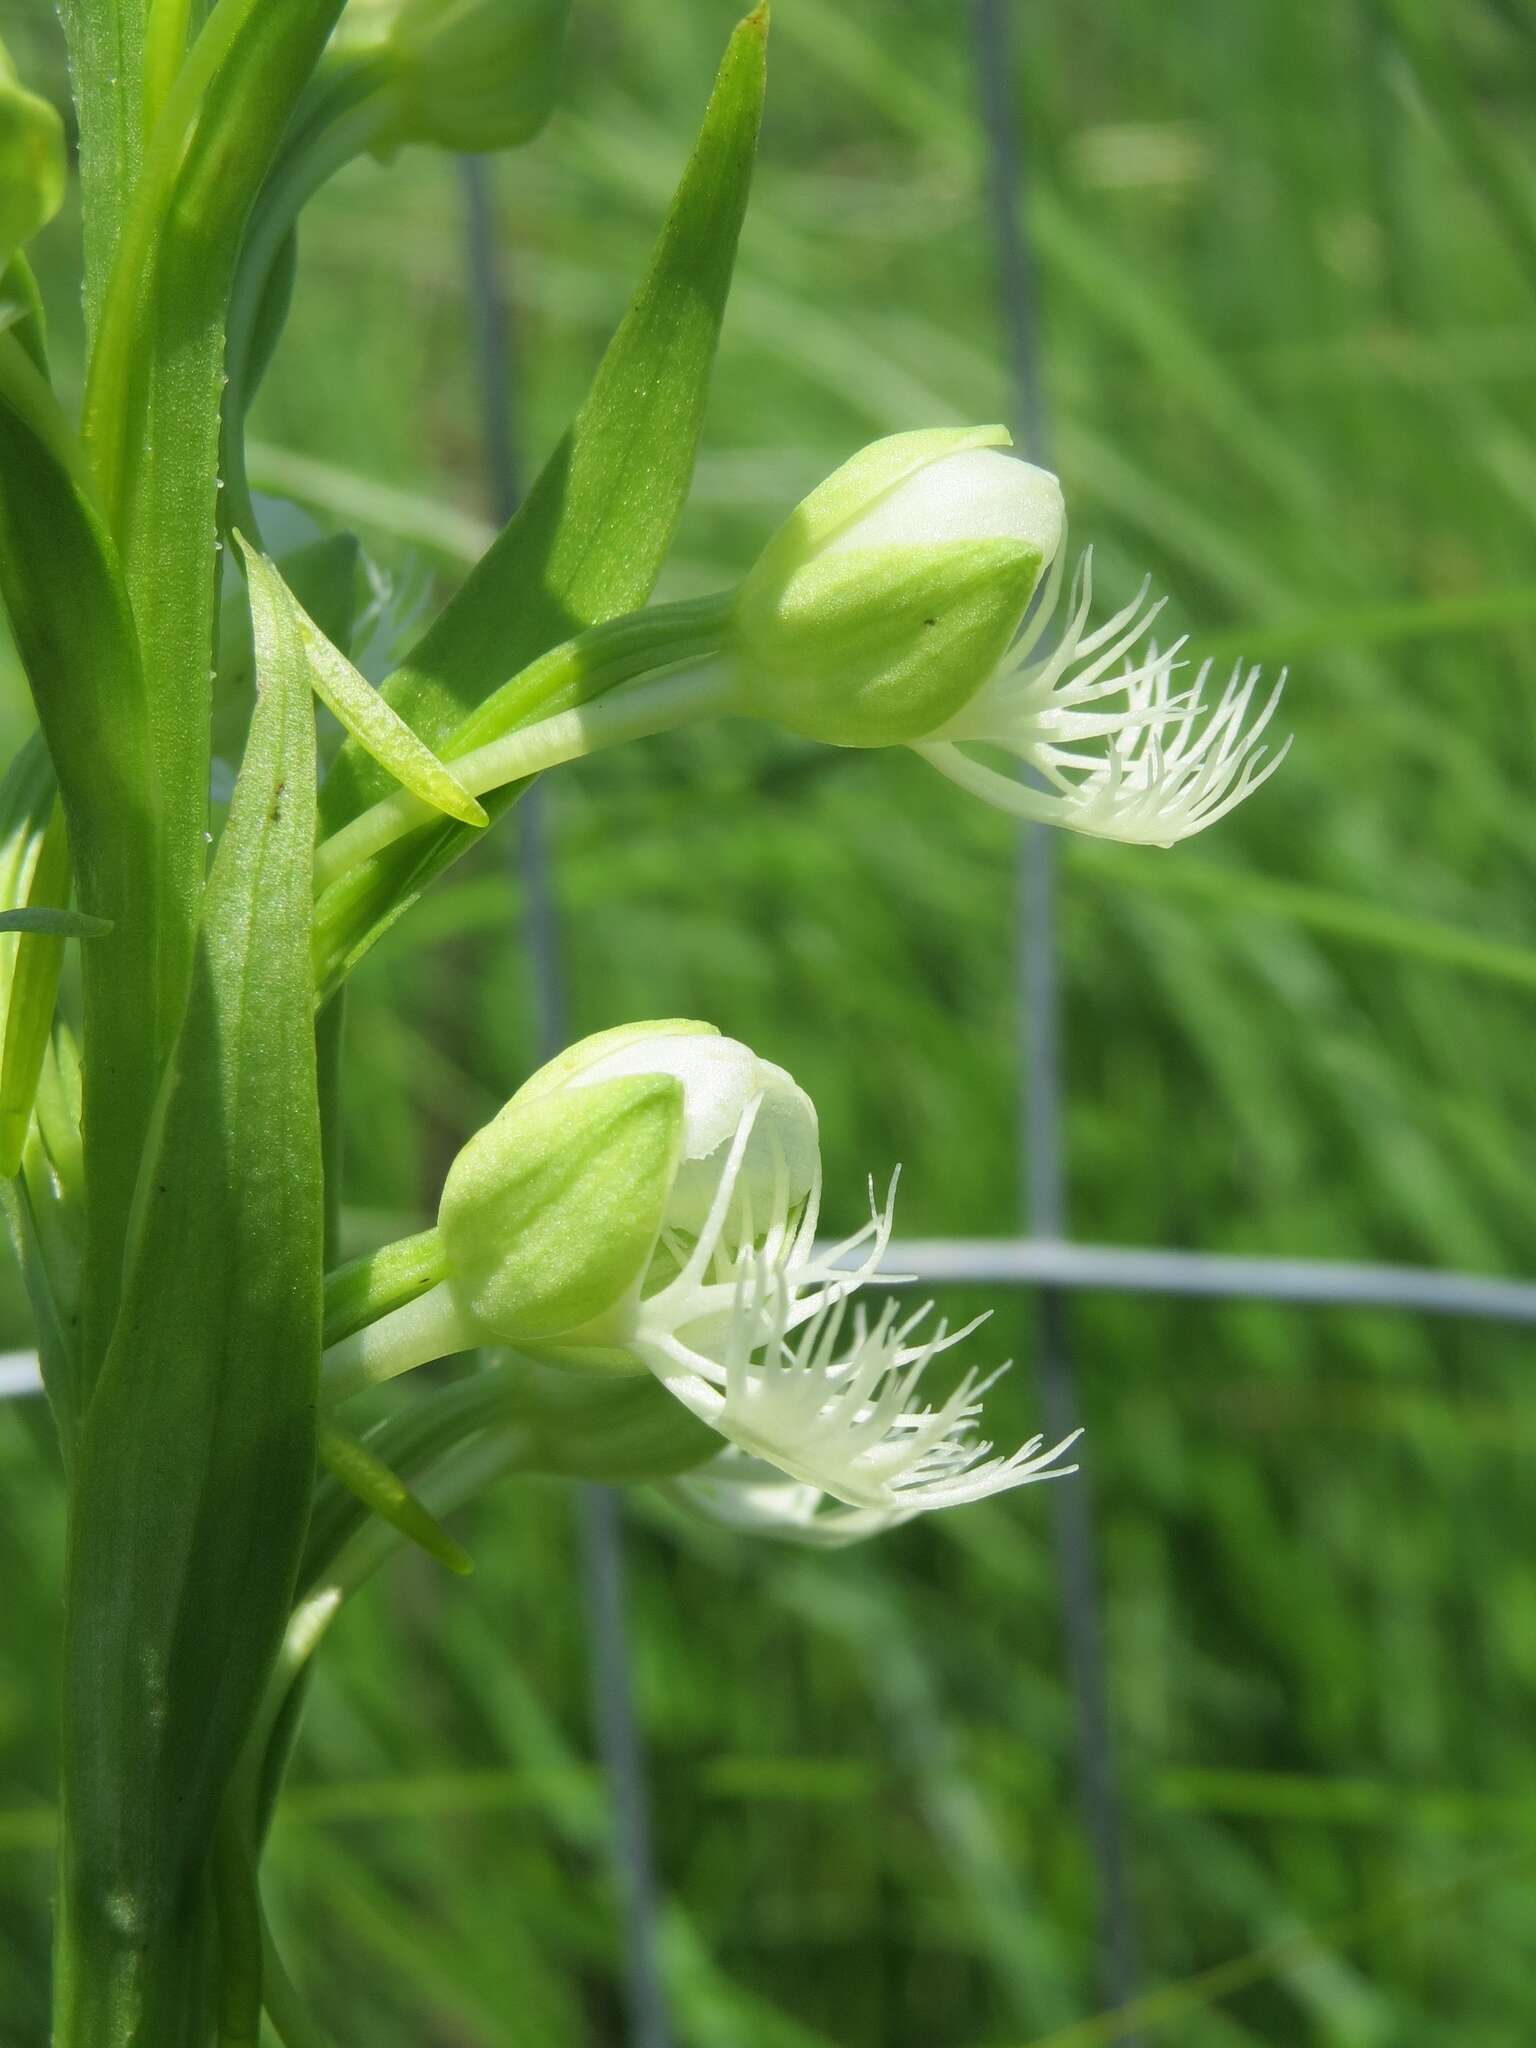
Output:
[
  {"xmin": 325, "ymin": 1021, "xmax": 821, "ymax": 1397},
  {"xmin": 372, "ymin": 0, "xmax": 570, "ymax": 154},
  {"xmin": 0, "ymin": 43, "xmax": 66, "ymax": 271},
  {"xmin": 326, "ymin": 1020, "xmax": 1078, "ymax": 1520},
  {"xmin": 732, "ymin": 426, "xmax": 1064, "ymax": 747}
]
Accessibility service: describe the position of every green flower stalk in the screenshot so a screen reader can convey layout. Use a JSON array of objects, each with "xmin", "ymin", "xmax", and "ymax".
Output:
[{"xmin": 327, "ymin": 1021, "xmax": 1081, "ymax": 1517}]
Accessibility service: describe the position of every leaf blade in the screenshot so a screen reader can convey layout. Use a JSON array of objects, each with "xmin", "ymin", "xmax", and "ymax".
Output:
[
  {"xmin": 316, "ymin": 2, "xmax": 769, "ymax": 895},
  {"xmin": 57, "ymin": 535, "xmax": 323, "ymax": 2043}
]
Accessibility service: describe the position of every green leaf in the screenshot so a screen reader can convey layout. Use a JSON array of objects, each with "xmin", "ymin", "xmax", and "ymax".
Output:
[
  {"xmin": 312, "ymin": 4, "xmax": 768, "ymax": 987},
  {"xmin": 57, "ymin": 534, "xmax": 323, "ymax": 2047},
  {"xmin": 317, "ymin": 1420, "xmax": 475, "ymax": 1577},
  {"xmin": 0, "ymin": 333, "xmax": 167, "ymax": 1382},
  {"xmin": 238, "ymin": 535, "xmax": 487, "ymax": 828},
  {"xmin": 52, "ymin": 0, "xmax": 149, "ymax": 336},
  {"xmin": 326, "ymin": 2, "xmax": 768, "ymax": 816}
]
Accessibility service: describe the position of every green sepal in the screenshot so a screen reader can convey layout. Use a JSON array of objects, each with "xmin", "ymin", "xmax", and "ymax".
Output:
[
  {"xmin": 34, "ymin": 1017, "xmax": 83, "ymax": 1205},
  {"xmin": 17, "ymin": 1029, "xmax": 87, "ymax": 1433},
  {"xmin": 439, "ymin": 1073, "xmax": 684, "ymax": 1345},
  {"xmin": 735, "ymin": 534, "xmax": 1043, "ymax": 747},
  {"xmin": 312, "ymin": 6, "xmax": 768, "ymax": 983},
  {"xmin": 510, "ymin": 1361, "xmax": 721, "ymax": 1481},
  {"xmin": 0, "ymin": 731, "xmax": 57, "ymax": 1003},
  {"xmin": 318, "ymin": 1418, "xmax": 475, "ymax": 1575},
  {"xmin": 56, "ymin": 501, "xmax": 324, "ymax": 2048},
  {"xmin": 1, "ymin": 252, "xmax": 49, "ymax": 377}
]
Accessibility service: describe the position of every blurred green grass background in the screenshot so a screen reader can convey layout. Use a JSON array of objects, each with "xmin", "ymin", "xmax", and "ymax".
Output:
[{"xmin": 6, "ymin": 0, "xmax": 1536, "ymax": 2040}]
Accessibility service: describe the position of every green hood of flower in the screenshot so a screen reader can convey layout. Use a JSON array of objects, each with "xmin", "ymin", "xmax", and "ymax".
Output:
[{"xmin": 732, "ymin": 426, "xmax": 1064, "ymax": 747}]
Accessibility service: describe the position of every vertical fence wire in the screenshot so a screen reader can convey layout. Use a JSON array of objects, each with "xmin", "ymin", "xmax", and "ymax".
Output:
[
  {"xmin": 969, "ymin": 4, "xmax": 1144, "ymax": 2032},
  {"xmin": 459, "ymin": 155, "xmax": 673, "ymax": 2048}
]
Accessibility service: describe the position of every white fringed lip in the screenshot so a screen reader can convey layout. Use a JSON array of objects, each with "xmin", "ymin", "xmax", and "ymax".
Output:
[
  {"xmin": 627, "ymin": 1097, "xmax": 1080, "ymax": 1515},
  {"xmin": 918, "ymin": 548, "xmax": 1290, "ymax": 846}
]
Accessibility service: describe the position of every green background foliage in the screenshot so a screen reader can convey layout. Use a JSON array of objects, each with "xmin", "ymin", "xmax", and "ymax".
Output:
[{"xmin": 5, "ymin": 0, "xmax": 1536, "ymax": 2041}]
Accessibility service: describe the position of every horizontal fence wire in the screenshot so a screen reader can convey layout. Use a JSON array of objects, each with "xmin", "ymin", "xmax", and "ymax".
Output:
[
  {"xmin": 7, "ymin": 1239, "xmax": 1536, "ymax": 1414},
  {"xmin": 6, "ymin": 1241, "xmax": 1536, "ymax": 1415},
  {"xmin": 867, "ymin": 1241, "xmax": 1536, "ymax": 1323}
]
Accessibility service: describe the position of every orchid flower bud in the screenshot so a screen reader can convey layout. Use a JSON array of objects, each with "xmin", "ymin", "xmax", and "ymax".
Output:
[
  {"xmin": 375, "ymin": 0, "xmax": 570, "ymax": 154},
  {"xmin": 733, "ymin": 426, "xmax": 1062, "ymax": 748},
  {"xmin": 0, "ymin": 42, "xmax": 66, "ymax": 272},
  {"xmin": 734, "ymin": 427, "xmax": 1291, "ymax": 845},
  {"xmin": 438, "ymin": 1018, "xmax": 818, "ymax": 1352},
  {"xmin": 326, "ymin": 1020, "xmax": 1080, "ymax": 1522}
]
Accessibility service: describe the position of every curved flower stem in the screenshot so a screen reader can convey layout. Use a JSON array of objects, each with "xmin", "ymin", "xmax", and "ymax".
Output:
[
  {"xmin": 320, "ymin": 1275, "xmax": 477, "ymax": 1400},
  {"xmin": 313, "ymin": 628, "xmax": 737, "ymax": 895}
]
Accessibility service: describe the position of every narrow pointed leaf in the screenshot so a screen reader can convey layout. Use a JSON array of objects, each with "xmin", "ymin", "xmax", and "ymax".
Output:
[
  {"xmin": 324, "ymin": 3, "xmax": 768, "ymax": 825},
  {"xmin": 238, "ymin": 536, "xmax": 487, "ymax": 828},
  {"xmin": 313, "ymin": 7, "xmax": 768, "ymax": 986},
  {"xmin": 318, "ymin": 1420, "xmax": 475, "ymax": 1577},
  {"xmin": 0, "ymin": 333, "xmax": 176, "ymax": 1380}
]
